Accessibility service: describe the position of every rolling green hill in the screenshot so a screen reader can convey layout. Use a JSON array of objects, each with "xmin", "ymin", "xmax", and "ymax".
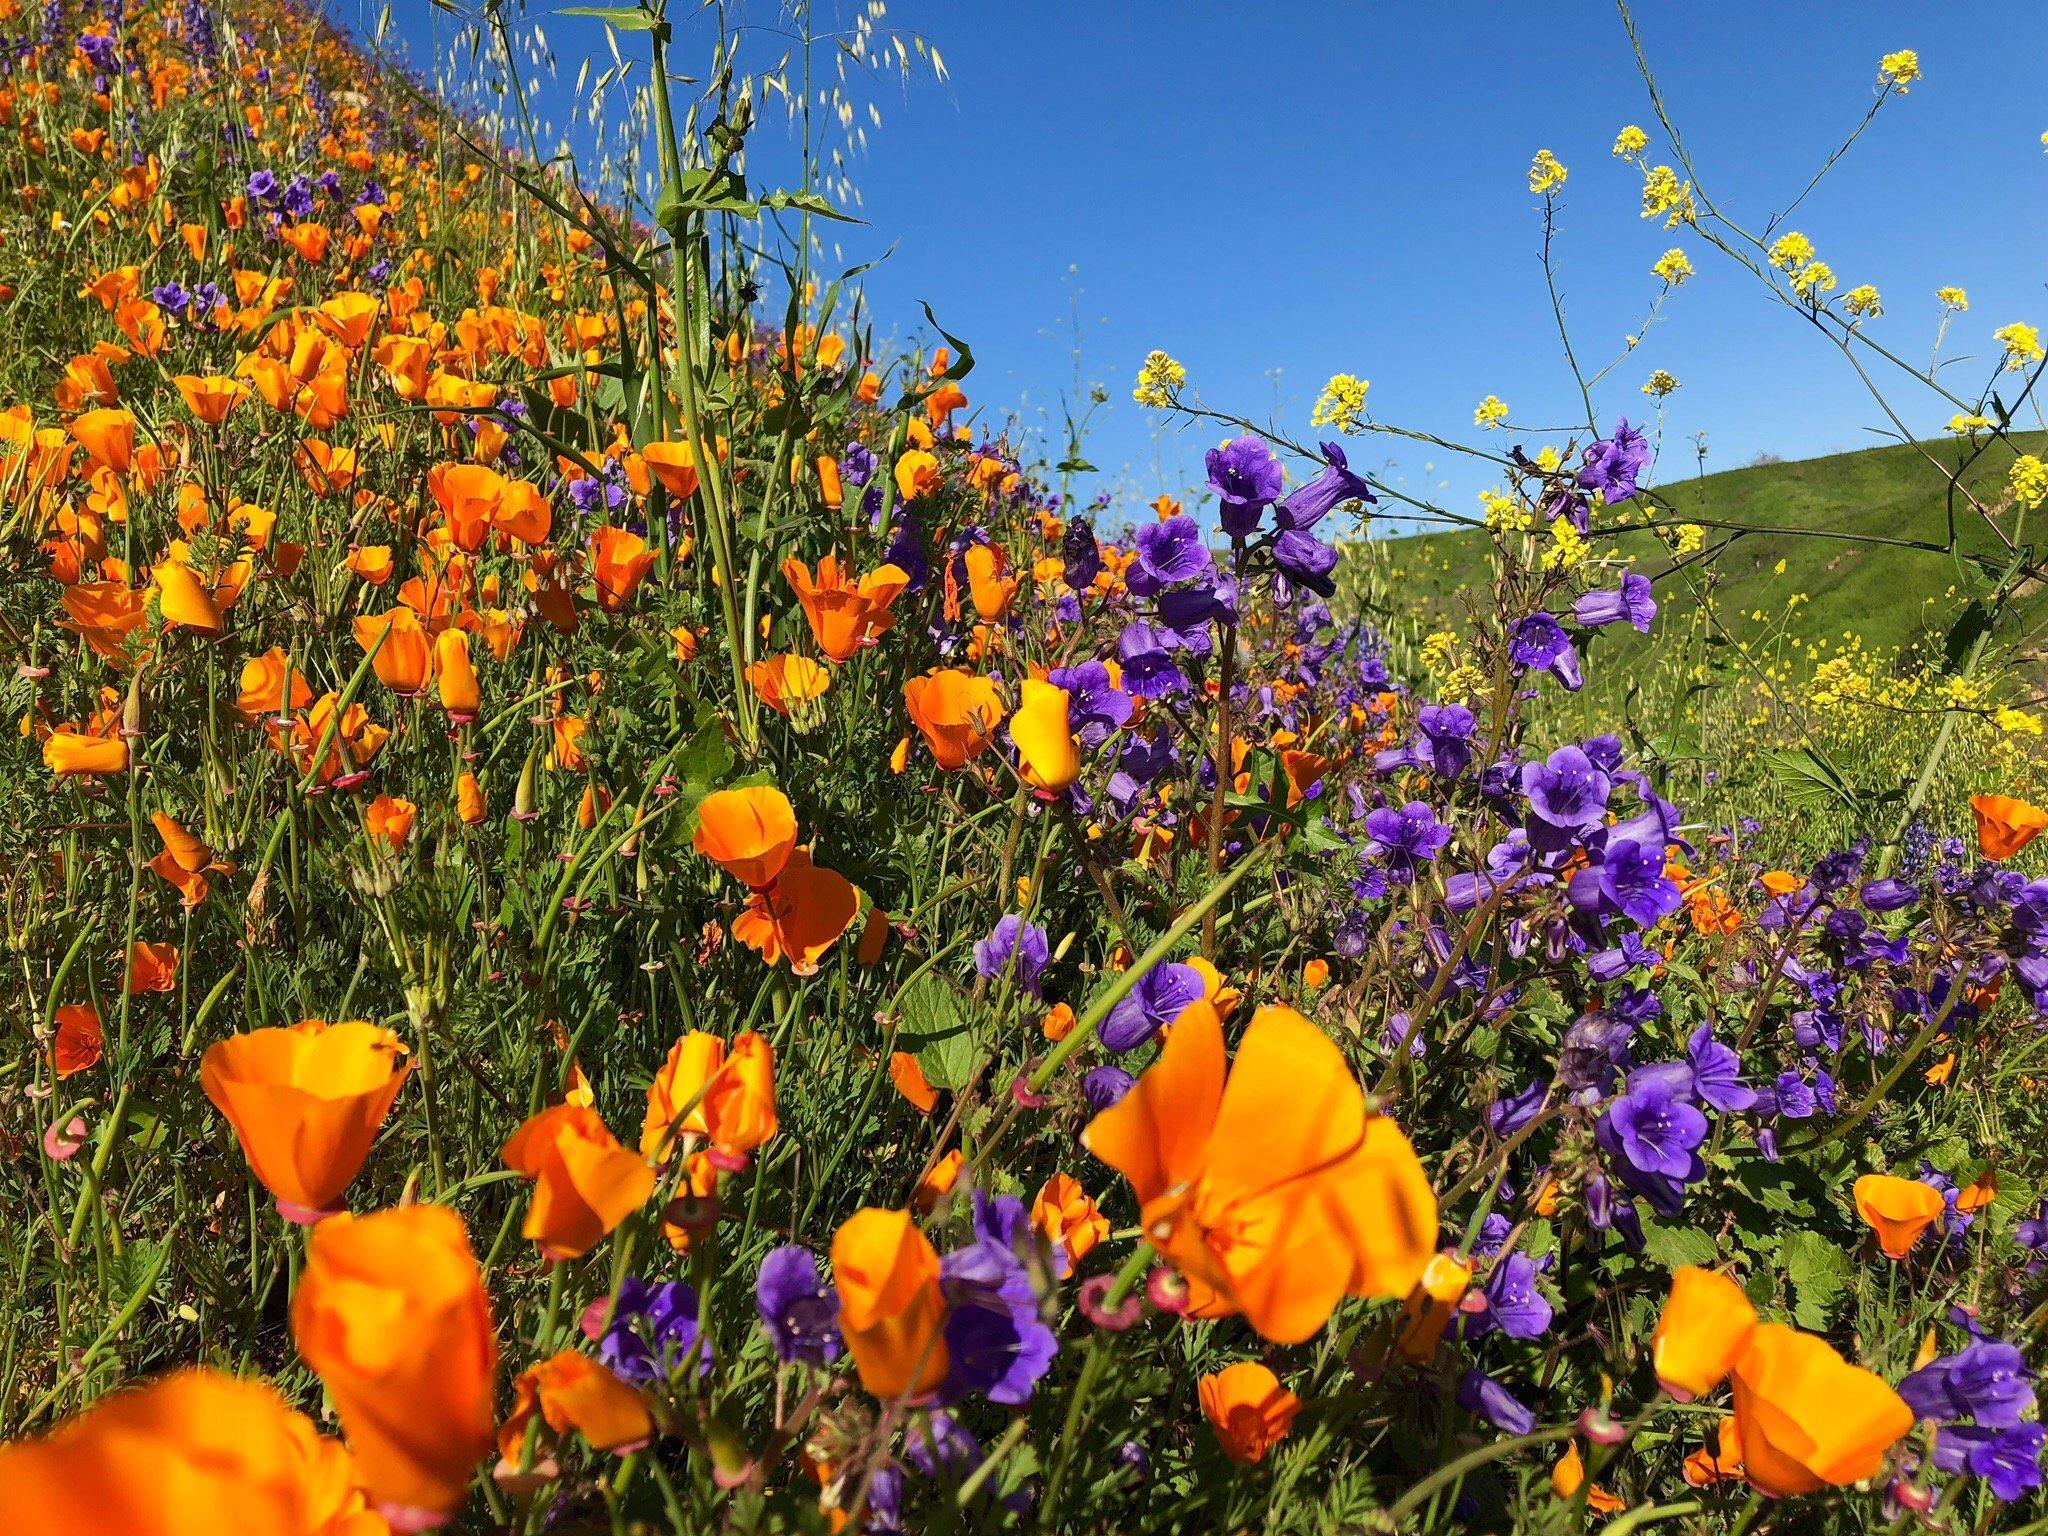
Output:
[{"xmin": 1358, "ymin": 432, "xmax": 2048, "ymax": 663}]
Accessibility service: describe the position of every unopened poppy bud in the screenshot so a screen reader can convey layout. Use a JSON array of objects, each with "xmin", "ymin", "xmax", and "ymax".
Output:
[
  {"xmin": 121, "ymin": 669, "xmax": 147, "ymax": 739},
  {"xmin": 512, "ymin": 746, "xmax": 538, "ymax": 821}
]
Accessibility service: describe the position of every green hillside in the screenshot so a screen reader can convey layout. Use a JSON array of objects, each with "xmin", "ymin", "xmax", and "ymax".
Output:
[{"xmin": 1361, "ymin": 432, "xmax": 2048, "ymax": 662}]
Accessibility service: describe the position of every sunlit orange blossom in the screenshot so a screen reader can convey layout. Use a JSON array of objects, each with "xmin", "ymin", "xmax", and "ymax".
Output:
[{"xmin": 1083, "ymin": 1001, "xmax": 1437, "ymax": 1343}]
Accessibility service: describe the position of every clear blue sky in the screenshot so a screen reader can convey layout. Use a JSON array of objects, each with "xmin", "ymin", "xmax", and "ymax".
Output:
[{"xmin": 340, "ymin": 1, "xmax": 2046, "ymax": 534}]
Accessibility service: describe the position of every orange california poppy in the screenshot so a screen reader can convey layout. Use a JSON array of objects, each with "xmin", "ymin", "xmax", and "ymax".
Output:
[
  {"xmin": 52, "ymin": 1003, "xmax": 103, "ymax": 1078},
  {"xmin": 235, "ymin": 647, "xmax": 314, "ymax": 721},
  {"xmin": 1196, "ymin": 958, "xmax": 1236, "ymax": 1015},
  {"xmin": 830, "ymin": 1208, "xmax": 949, "ymax": 1400},
  {"xmin": 1683, "ymin": 1418, "xmax": 1747, "ymax": 1487},
  {"xmin": 0, "ymin": 1367, "xmax": 376, "ymax": 1536},
  {"xmin": 1727, "ymin": 1324, "xmax": 1912, "ymax": 1497},
  {"xmin": 353, "ymin": 608, "xmax": 432, "ymax": 694},
  {"xmin": 641, "ymin": 1031, "xmax": 725, "ymax": 1160},
  {"xmin": 782, "ymin": 555, "xmax": 910, "ymax": 662},
  {"xmin": 172, "ymin": 374, "xmax": 248, "ymax": 426},
  {"xmin": 1957, "ymin": 1169, "xmax": 1997, "ymax": 1214},
  {"xmin": 1971, "ymin": 794, "xmax": 2048, "ymax": 861},
  {"xmin": 152, "ymin": 558, "xmax": 223, "ymax": 634},
  {"xmin": 641, "ymin": 1030, "xmax": 779, "ymax": 1164},
  {"xmin": 963, "ymin": 543, "xmax": 1017, "ymax": 622},
  {"xmin": 1551, "ymin": 1443, "xmax": 1625, "ymax": 1513},
  {"xmin": 59, "ymin": 582, "xmax": 148, "ymax": 663},
  {"xmin": 857, "ymin": 908, "xmax": 892, "ymax": 967},
  {"xmin": 1009, "ymin": 679, "xmax": 1080, "ymax": 794},
  {"xmin": 894, "ymin": 449, "xmax": 940, "ymax": 502},
  {"xmin": 903, "ymin": 670, "xmax": 1005, "ymax": 770},
  {"xmin": 691, "ymin": 785, "xmax": 797, "ymax": 890},
  {"xmin": 43, "ymin": 728, "xmax": 129, "ymax": 778},
  {"xmin": 925, "ymin": 381, "xmax": 968, "ymax": 428},
  {"xmin": 548, "ymin": 715, "xmax": 589, "ymax": 772},
  {"xmin": 124, "ymin": 941, "xmax": 178, "ymax": 994},
  {"xmin": 1199, "ymin": 1361, "xmax": 1300, "ymax": 1465},
  {"xmin": 1030, "ymin": 1173, "xmax": 1109, "ymax": 1278},
  {"xmin": 731, "ymin": 848, "xmax": 859, "ymax": 974},
  {"xmin": 150, "ymin": 810, "xmax": 211, "ymax": 875},
  {"xmin": 456, "ymin": 771, "xmax": 487, "ymax": 825},
  {"xmin": 69, "ymin": 407, "xmax": 135, "ymax": 473},
  {"xmin": 495, "ymin": 480, "xmax": 552, "ymax": 546},
  {"xmin": 314, "ymin": 292, "xmax": 382, "ymax": 349},
  {"xmin": 501, "ymin": 1104, "xmax": 656, "ymax": 1261},
  {"xmin": 1393, "ymin": 1252, "xmax": 1474, "ymax": 1363},
  {"xmin": 1652, "ymin": 1266, "xmax": 1759, "ymax": 1400},
  {"xmin": 1281, "ymin": 749, "xmax": 1332, "ymax": 808},
  {"xmin": 914, "ymin": 1149, "xmax": 964, "ymax": 1214},
  {"xmin": 427, "ymin": 463, "xmax": 503, "ymax": 552},
  {"xmin": 364, "ymin": 795, "xmax": 416, "ymax": 852},
  {"xmin": 1853, "ymin": 1173, "xmax": 1946, "ymax": 1260},
  {"xmin": 296, "ymin": 439, "xmax": 360, "ymax": 496},
  {"xmin": 703, "ymin": 1031, "xmax": 779, "ymax": 1160},
  {"xmin": 589, "ymin": 526, "xmax": 656, "ymax": 612},
  {"xmin": 199, "ymin": 1020, "xmax": 410, "ymax": 1220},
  {"xmin": 889, "ymin": 1051, "xmax": 939, "ymax": 1114},
  {"xmin": 282, "ymin": 222, "xmax": 331, "ymax": 263},
  {"xmin": 1083, "ymin": 1001, "xmax": 1437, "ymax": 1343},
  {"xmin": 435, "ymin": 629, "xmax": 480, "ymax": 717},
  {"xmin": 640, "ymin": 440, "xmax": 699, "ymax": 499},
  {"xmin": 748, "ymin": 653, "xmax": 832, "ymax": 718},
  {"xmin": 497, "ymin": 1351, "xmax": 652, "ymax": 1471},
  {"xmin": 292, "ymin": 1204, "xmax": 498, "ymax": 1523}
]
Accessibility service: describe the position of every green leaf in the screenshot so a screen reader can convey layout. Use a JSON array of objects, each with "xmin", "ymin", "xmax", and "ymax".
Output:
[
  {"xmin": 654, "ymin": 168, "xmax": 756, "ymax": 234},
  {"xmin": 761, "ymin": 188, "xmax": 860, "ymax": 224},
  {"xmin": 906, "ymin": 301, "xmax": 974, "ymax": 391},
  {"xmin": 1942, "ymin": 599, "xmax": 1993, "ymax": 673},
  {"xmin": 1730, "ymin": 1157, "xmax": 1819, "ymax": 1219},
  {"xmin": 896, "ymin": 973, "xmax": 975, "ymax": 1090},
  {"xmin": 675, "ymin": 711, "xmax": 736, "ymax": 790},
  {"xmin": 1782, "ymin": 1228, "xmax": 1853, "ymax": 1328},
  {"xmin": 1638, "ymin": 1220, "xmax": 1720, "ymax": 1272},
  {"xmin": 558, "ymin": 6, "xmax": 658, "ymax": 31},
  {"xmin": 1756, "ymin": 743, "xmax": 1857, "ymax": 810}
]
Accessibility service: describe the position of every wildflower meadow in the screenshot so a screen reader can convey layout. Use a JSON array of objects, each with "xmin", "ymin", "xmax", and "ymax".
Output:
[{"xmin": 4, "ymin": 2, "xmax": 2048, "ymax": 1532}]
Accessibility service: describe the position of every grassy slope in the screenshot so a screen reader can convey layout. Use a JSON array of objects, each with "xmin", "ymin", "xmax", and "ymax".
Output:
[{"xmin": 1367, "ymin": 432, "xmax": 2048, "ymax": 659}]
